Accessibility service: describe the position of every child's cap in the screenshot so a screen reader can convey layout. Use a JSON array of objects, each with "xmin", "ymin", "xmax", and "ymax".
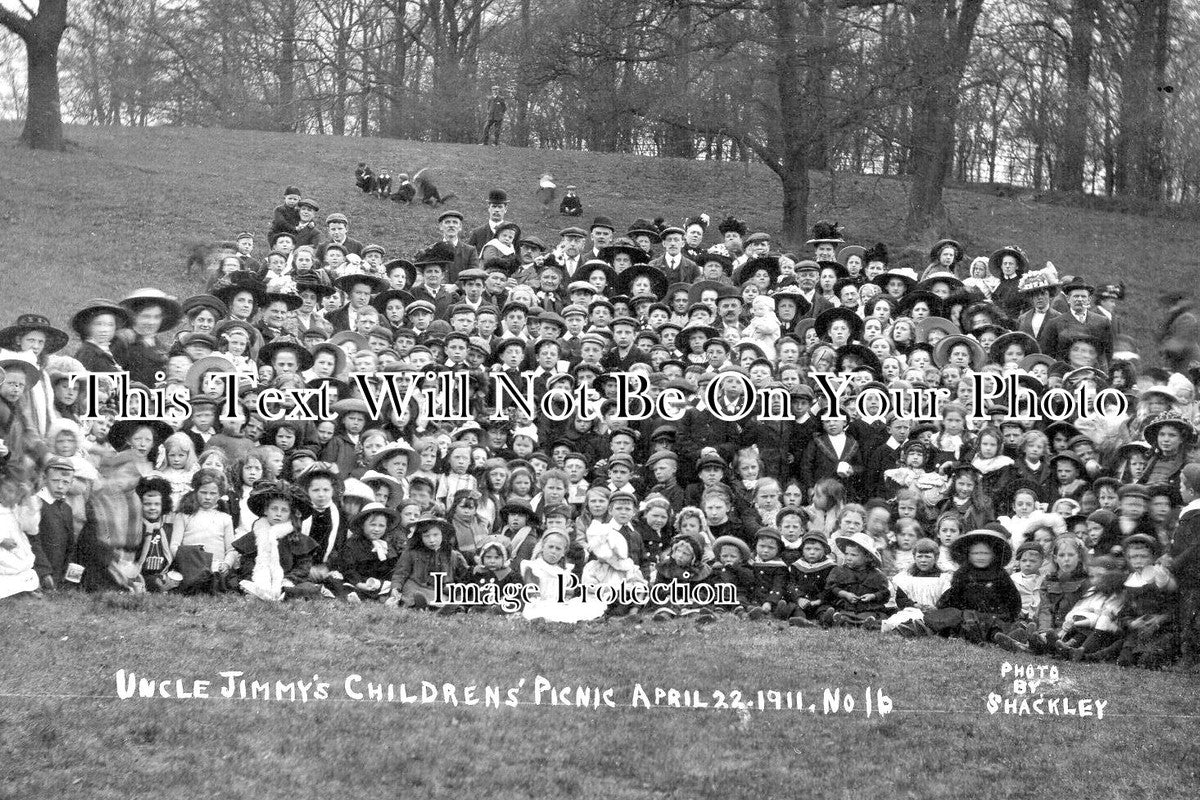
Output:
[
  {"xmin": 541, "ymin": 504, "xmax": 572, "ymax": 522},
  {"xmin": 1121, "ymin": 532, "xmax": 1161, "ymax": 557},
  {"xmin": 800, "ymin": 530, "xmax": 831, "ymax": 552},
  {"xmin": 1014, "ymin": 540, "xmax": 1044, "ymax": 560},
  {"xmin": 608, "ymin": 488, "xmax": 637, "ymax": 506},
  {"xmin": 712, "ymin": 535, "xmax": 751, "ymax": 562},
  {"xmin": 913, "ymin": 537, "xmax": 940, "ymax": 555},
  {"xmin": 607, "ymin": 453, "xmax": 635, "ymax": 470},
  {"xmin": 755, "ymin": 527, "xmax": 784, "ymax": 549}
]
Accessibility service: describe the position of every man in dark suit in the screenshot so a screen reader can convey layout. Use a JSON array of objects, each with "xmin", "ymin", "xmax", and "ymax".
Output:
[
  {"xmin": 543, "ymin": 227, "xmax": 589, "ymax": 281},
  {"xmin": 587, "ymin": 216, "xmax": 615, "ymax": 261},
  {"xmin": 316, "ymin": 212, "xmax": 363, "ymax": 259},
  {"xmin": 410, "ymin": 260, "xmax": 460, "ymax": 321},
  {"xmin": 647, "ymin": 226, "xmax": 699, "ymax": 283},
  {"xmin": 434, "ymin": 210, "xmax": 481, "ymax": 281},
  {"xmin": 794, "ymin": 261, "xmax": 833, "ymax": 320},
  {"xmin": 1041, "ymin": 277, "xmax": 1113, "ymax": 367},
  {"xmin": 467, "ymin": 190, "xmax": 517, "ymax": 252}
]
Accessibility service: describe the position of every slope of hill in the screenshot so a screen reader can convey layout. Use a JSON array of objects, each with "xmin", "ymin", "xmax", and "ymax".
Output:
[{"xmin": 0, "ymin": 122, "xmax": 1194, "ymax": 351}]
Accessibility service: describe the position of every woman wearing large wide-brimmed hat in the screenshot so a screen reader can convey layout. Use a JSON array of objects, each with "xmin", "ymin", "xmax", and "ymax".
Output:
[
  {"xmin": 212, "ymin": 272, "xmax": 266, "ymax": 323},
  {"xmin": 933, "ymin": 334, "xmax": 987, "ymax": 372},
  {"xmin": 614, "ymin": 262, "xmax": 669, "ymax": 300},
  {"xmin": 108, "ymin": 416, "xmax": 175, "ymax": 467},
  {"xmin": 111, "ymin": 288, "xmax": 184, "ymax": 388},
  {"xmin": 71, "ymin": 299, "xmax": 132, "ymax": 374},
  {"xmin": 178, "ymin": 295, "xmax": 228, "ymax": 339},
  {"xmin": 814, "ymin": 306, "xmax": 863, "ymax": 348},
  {"xmin": 894, "ymin": 290, "xmax": 942, "ymax": 323},
  {"xmin": 0, "ymin": 313, "xmax": 71, "ymax": 435},
  {"xmin": 990, "ymin": 330, "xmax": 1040, "ymax": 371}
]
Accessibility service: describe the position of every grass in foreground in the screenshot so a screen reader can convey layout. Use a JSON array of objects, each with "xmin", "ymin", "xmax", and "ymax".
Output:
[
  {"xmin": 0, "ymin": 122, "xmax": 1197, "ymax": 351},
  {"xmin": 1, "ymin": 593, "xmax": 1197, "ymax": 799}
]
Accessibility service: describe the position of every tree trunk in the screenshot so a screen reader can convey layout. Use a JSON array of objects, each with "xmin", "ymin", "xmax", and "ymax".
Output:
[
  {"xmin": 277, "ymin": 0, "xmax": 297, "ymax": 132},
  {"xmin": 1, "ymin": 0, "xmax": 69, "ymax": 150},
  {"xmin": 664, "ymin": 3, "xmax": 695, "ymax": 158},
  {"xmin": 772, "ymin": 0, "xmax": 810, "ymax": 249},
  {"xmin": 1056, "ymin": 0, "xmax": 1097, "ymax": 193},
  {"xmin": 512, "ymin": 0, "xmax": 531, "ymax": 147},
  {"xmin": 904, "ymin": 0, "xmax": 984, "ymax": 238}
]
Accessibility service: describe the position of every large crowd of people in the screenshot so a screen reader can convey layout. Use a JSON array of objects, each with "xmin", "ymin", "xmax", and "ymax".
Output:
[{"xmin": 0, "ymin": 182, "xmax": 1197, "ymax": 672}]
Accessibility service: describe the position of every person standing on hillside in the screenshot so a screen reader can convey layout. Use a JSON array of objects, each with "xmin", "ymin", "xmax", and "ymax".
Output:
[{"xmin": 482, "ymin": 85, "xmax": 506, "ymax": 146}]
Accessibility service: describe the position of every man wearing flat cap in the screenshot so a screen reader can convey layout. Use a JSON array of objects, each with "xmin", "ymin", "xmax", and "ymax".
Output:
[
  {"xmin": 435, "ymin": 209, "xmax": 482, "ymax": 281},
  {"xmin": 648, "ymin": 227, "xmax": 699, "ymax": 283},
  {"xmin": 545, "ymin": 227, "xmax": 589, "ymax": 280}
]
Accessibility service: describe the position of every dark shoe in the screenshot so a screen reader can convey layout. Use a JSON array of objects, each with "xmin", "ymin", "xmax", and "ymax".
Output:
[
  {"xmin": 788, "ymin": 616, "xmax": 817, "ymax": 628},
  {"xmin": 862, "ymin": 617, "xmax": 882, "ymax": 631},
  {"xmin": 830, "ymin": 612, "xmax": 853, "ymax": 627},
  {"xmin": 409, "ymin": 594, "xmax": 429, "ymax": 610}
]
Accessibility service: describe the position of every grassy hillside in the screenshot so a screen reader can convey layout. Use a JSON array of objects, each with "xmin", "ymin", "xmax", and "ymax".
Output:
[
  {"xmin": 2, "ymin": 594, "xmax": 1197, "ymax": 800},
  {"xmin": 0, "ymin": 122, "xmax": 1196, "ymax": 353}
]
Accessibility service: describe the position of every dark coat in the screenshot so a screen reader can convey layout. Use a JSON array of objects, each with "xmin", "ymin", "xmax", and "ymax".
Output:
[
  {"xmin": 823, "ymin": 563, "xmax": 889, "ymax": 612},
  {"xmin": 1041, "ymin": 309, "xmax": 1114, "ymax": 366},
  {"xmin": 74, "ymin": 341, "xmax": 122, "ymax": 373},
  {"xmin": 800, "ymin": 433, "xmax": 863, "ymax": 499},
  {"xmin": 863, "ymin": 438, "xmax": 903, "ymax": 501},
  {"xmin": 676, "ymin": 406, "xmax": 748, "ymax": 484},
  {"xmin": 647, "ymin": 254, "xmax": 699, "ymax": 284},
  {"xmin": 1017, "ymin": 307, "xmax": 1061, "ymax": 343},
  {"xmin": 787, "ymin": 561, "xmax": 835, "ymax": 604},
  {"xmin": 938, "ymin": 564, "xmax": 1022, "ymax": 622},
  {"xmin": 711, "ymin": 563, "xmax": 754, "ymax": 607},
  {"xmin": 391, "ymin": 543, "xmax": 469, "ymax": 588},
  {"xmin": 748, "ymin": 559, "xmax": 789, "ymax": 606},
  {"xmin": 330, "ymin": 535, "xmax": 399, "ymax": 584},
  {"xmin": 1169, "ymin": 506, "xmax": 1200, "ymax": 587},
  {"xmin": 1037, "ymin": 569, "xmax": 1089, "ymax": 631}
]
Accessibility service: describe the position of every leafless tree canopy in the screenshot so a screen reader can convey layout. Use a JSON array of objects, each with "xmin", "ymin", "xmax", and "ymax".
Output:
[{"xmin": 1, "ymin": 0, "xmax": 1192, "ymax": 241}]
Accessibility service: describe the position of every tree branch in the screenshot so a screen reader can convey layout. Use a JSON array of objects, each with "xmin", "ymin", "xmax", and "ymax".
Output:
[{"xmin": 0, "ymin": 6, "xmax": 31, "ymax": 39}]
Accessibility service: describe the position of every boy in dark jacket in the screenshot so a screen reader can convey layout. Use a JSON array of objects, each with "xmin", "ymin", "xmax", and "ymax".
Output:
[
  {"xmin": 920, "ymin": 529, "xmax": 1023, "ymax": 643},
  {"xmin": 787, "ymin": 531, "xmax": 837, "ymax": 627},
  {"xmin": 821, "ymin": 531, "xmax": 889, "ymax": 628},
  {"xmin": 711, "ymin": 535, "xmax": 754, "ymax": 614},
  {"xmin": 747, "ymin": 528, "xmax": 791, "ymax": 621}
]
